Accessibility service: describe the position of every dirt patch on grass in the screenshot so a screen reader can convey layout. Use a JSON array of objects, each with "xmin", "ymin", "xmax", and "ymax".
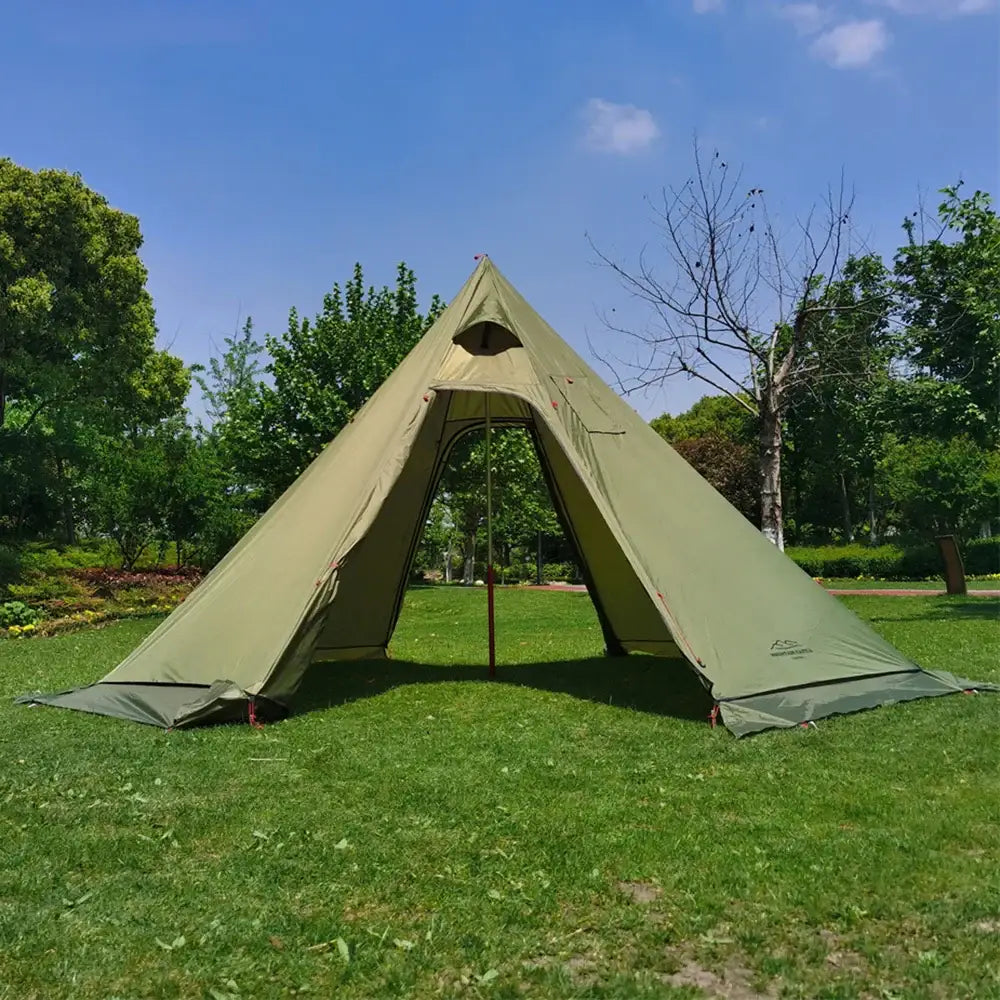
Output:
[
  {"xmin": 617, "ymin": 880, "xmax": 662, "ymax": 903},
  {"xmin": 826, "ymin": 949, "xmax": 867, "ymax": 973},
  {"xmin": 522, "ymin": 951, "xmax": 601, "ymax": 986},
  {"xmin": 973, "ymin": 920, "xmax": 1000, "ymax": 933},
  {"xmin": 661, "ymin": 958, "xmax": 777, "ymax": 999}
]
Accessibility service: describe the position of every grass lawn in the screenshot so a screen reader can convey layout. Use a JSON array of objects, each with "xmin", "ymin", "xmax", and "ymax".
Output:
[{"xmin": 1, "ymin": 588, "xmax": 999, "ymax": 999}]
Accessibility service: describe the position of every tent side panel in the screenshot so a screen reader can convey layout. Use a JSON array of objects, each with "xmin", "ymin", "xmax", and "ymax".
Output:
[
  {"xmin": 532, "ymin": 418, "xmax": 681, "ymax": 658},
  {"xmin": 258, "ymin": 393, "xmax": 453, "ymax": 700}
]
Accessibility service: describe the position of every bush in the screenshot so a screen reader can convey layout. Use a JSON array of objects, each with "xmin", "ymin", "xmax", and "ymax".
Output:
[
  {"xmin": 785, "ymin": 544, "xmax": 908, "ymax": 579},
  {"xmin": 0, "ymin": 600, "xmax": 41, "ymax": 628},
  {"xmin": 966, "ymin": 537, "xmax": 1000, "ymax": 576},
  {"xmin": 20, "ymin": 540, "xmax": 116, "ymax": 574},
  {"xmin": 786, "ymin": 538, "xmax": 1000, "ymax": 580},
  {"xmin": 542, "ymin": 562, "xmax": 581, "ymax": 583}
]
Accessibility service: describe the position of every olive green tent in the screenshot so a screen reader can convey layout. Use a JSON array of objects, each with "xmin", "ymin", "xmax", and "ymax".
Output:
[{"xmin": 18, "ymin": 258, "xmax": 991, "ymax": 736}]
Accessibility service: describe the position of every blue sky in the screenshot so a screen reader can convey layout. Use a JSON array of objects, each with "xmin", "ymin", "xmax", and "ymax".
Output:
[{"xmin": 2, "ymin": 0, "xmax": 997, "ymax": 417}]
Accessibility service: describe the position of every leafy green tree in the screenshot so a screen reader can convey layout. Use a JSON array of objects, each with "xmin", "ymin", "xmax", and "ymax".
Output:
[
  {"xmin": 878, "ymin": 435, "xmax": 998, "ymax": 538},
  {"xmin": 650, "ymin": 395, "xmax": 758, "ymax": 527},
  {"xmin": 84, "ymin": 431, "xmax": 170, "ymax": 569},
  {"xmin": 429, "ymin": 427, "xmax": 560, "ymax": 583},
  {"xmin": 650, "ymin": 394, "xmax": 756, "ymax": 445},
  {"xmin": 0, "ymin": 159, "xmax": 159, "ymax": 435},
  {"xmin": 894, "ymin": 185, "xmax": 1000, "ymax": 446},
  {"xmin": 193, "ymin": 318, "xmax": 264, "ymax": 429},
  {"xmin": 782, "ymin": 255, "xmax": 897, "ymax": 544},
  {"xmin": 673, "ymin": 434, "xmax": 759, "ymax": 526},
  {"xmin": 224, "ymin": 263, "xmax": 443, "ymax": 505}
]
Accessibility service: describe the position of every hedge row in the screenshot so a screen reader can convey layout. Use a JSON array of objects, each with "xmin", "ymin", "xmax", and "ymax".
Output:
[{"xmin": 786, "ymin": 538, "xmax": 1000, "ymax": 580}]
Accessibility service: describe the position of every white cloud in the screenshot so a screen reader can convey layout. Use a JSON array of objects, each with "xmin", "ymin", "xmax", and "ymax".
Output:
[
  {"xmin": 778, "ymin": 3, "xmax": 831, "ymax": 34},
  {"xmin": 583, "ymin": 99, "xmax": 660, "ymax": 155},
  {"xmin": 810, "ymin": 19, "xmax": 890, "ymax": 67},
  {"xmin": 870, "ymin": 0, "xmax": 994, "ymax": 14},
  {"xmin": 692, "ymin": 0, "xmax": 724, "ymax": 11}
]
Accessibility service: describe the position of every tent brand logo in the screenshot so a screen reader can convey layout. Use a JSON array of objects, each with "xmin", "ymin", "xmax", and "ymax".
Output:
[{"xmin": 770, "ymin": 639, "xmax": 814, "ymax": 659}]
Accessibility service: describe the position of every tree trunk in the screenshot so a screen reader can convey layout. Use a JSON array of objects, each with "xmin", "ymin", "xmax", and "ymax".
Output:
[
  {"xmin": 462, "ymin": 533, "xmax": 476, "ymax": 584},
  {"xmin": 55, "ymin": 455, "xmax": 77, "ymax": 545},
  {"xmin": 536, "ymin": 530, "xmax": 543, "ymax": 586},
  {"xmin": 838, "ymin": 471, "xmax": 854, "ymax": 543},
  {"xmin": 868, "ymin": 481, "xmax": 880, "ymax": 547},
  {"xmin": 980, "ymin": 520, "xmax": 993, "ymax": 539},
  {"xmin": 759, "ymin": 396, "xmax": 784, "ymax": 550},
  {"xmin": 443, "ymin": 540, "xmax": 453, "ymax": 583},
  {"xmin": 0, "ymin": 368, "xmax": 6, "ymax": 429}
]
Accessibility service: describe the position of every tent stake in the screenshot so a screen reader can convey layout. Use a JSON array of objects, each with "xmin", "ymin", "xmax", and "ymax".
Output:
[{"xmin": 485, "ymin": 393, "xmax": 496, "ymax": 678}]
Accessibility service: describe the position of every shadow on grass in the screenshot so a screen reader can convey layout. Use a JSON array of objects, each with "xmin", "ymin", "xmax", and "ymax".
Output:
[
  {"xmin": 291, "ymin": 655, "xmax": 713, "ymax": 723},
  {"xmin": 868, "ymin": 597, "xmax": 1000, "ymax": 624}
]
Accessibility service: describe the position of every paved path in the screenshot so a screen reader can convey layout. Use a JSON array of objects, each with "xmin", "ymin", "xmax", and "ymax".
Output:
[{"xmin": 523, "ymin": 583, "xmax": 1000, "ymax": 598}]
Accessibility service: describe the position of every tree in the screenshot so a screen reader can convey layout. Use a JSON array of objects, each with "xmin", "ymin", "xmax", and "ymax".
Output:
[
  {"xmin": 650, "ymin": 393, "xmax": 755, "ymax": 445},
  {"xmin": 84, "ymin": 430, "xmax": 170, "ymax": 569},
  {"xmin": 431, "ymin": 427, "xmax": 560, "ymax": 583},
  {"xmin": 781, "ymin": 255, "xmax": 897, "ymax": 544},
  {"xmin": 650, "ymin": 394, "xmax": 758, "ymax": 527},
  {"xmin": 893, "ymin": 184, "xmax": 1000, "ymax": 447},
  {"xmin": 0, "ymin": 159, "xmax": 159, "ymax": 435},
  {"xmin": 193, "ymin": 318, "xmax": 264, "ymax": 429},
  {"xmin": 673, "ymin": 434, "xmax": 759, "ymax": 526},
  {"xmin": 223, "ymin": 263, "xmax": 443, "ymax": 505},
  {"xmin": 879, "ymin": 435, "xmax": 997, "ymax": 539},
  {"xmin": 593, "ymin": 143, "xmax": 890, "ymax": 549}
]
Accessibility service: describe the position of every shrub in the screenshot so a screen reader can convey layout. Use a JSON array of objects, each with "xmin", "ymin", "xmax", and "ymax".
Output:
[
  {"xmin": 20, "ymin": 541, "xmax": 116, "ymax": 574},
  {"xmin": 542, "ymin": 562, "xmax": 581, "ymax": 583},
  {"xmin": 785, "ymin": 544, "xmax": 908, "ymax": 579},
  {"xmin": 6, "ymin": 575, "xmax": 89, "ymax": 602},
  {"xmin": 785, "ymin": 538, "xmax": 1000, "ymax": 580},
  {"xmin": 0, "ymin": 601, "xmax": 41, "ymax": 628},
  {"xmin": 966, "ymin": 537, "xmax": 1000, "ymax": 576}
]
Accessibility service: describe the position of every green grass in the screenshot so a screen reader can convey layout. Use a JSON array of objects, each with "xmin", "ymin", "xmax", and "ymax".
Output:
[{"xmin": 2, "ymin": 589, "xmax": 999, "ymax": 999}]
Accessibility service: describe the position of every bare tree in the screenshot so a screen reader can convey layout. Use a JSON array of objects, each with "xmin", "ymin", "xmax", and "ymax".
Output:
[{"xmin": 592, "ymin": 142, "xmax": 884, "ymax": 550}]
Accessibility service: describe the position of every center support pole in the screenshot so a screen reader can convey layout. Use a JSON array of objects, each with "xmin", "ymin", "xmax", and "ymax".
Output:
[{"xmin": 485, "ymin": 393, "xmax": 496, "ymax": 678}]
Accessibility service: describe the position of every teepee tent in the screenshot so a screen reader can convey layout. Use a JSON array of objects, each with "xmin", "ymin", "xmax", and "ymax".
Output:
[{"xmin": 19, "ymin": 258, "xmax": 990, "ymax": 736}]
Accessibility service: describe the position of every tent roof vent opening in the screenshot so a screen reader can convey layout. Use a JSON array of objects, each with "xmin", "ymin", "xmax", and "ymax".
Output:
[{"xmin": 452, "ymin": 321, "xmax": 522, "ymax": 356}]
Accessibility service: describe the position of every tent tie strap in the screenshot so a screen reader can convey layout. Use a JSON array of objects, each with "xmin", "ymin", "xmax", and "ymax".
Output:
[
  {"xmin": 709, "ymin": 704, "xmax": 719, "ymax": 729},
  {"xmin": 248, "ymin": 698, "xmax": 264, "ymax": 730}
]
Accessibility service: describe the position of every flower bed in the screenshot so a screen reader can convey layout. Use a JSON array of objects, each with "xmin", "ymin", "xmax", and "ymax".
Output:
[{"xmin": 0, "ymin": 567, "xmax": 201, "ymax": 640}]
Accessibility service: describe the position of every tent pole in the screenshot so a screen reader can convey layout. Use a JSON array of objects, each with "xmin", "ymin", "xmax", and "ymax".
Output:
[{"xmin": 485, "ymin": 393, "xmax": 496, "ymax": 678}]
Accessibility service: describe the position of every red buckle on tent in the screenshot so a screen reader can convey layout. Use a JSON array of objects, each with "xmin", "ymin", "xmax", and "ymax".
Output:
[
  {"xmin": 566, "ymin": 377, "xmax": 574, "ymax": 384},
  {"xmin": 422, "ymin": 394, "xmax": 429, "ymax": 402},
  {"xmin": 551, "ymin": 401, "xmax": 558, "ymax": 409}
]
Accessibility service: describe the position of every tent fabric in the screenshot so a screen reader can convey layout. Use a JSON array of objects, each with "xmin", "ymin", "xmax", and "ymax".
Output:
[{"xmin": 17, "ymin": 258, "xmax": 992, "ymax": 735}]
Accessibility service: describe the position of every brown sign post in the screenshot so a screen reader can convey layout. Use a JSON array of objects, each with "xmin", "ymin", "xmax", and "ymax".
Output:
[{"xmin": 936, "ymin": 535, "xmax": 967, "ymax": 596}]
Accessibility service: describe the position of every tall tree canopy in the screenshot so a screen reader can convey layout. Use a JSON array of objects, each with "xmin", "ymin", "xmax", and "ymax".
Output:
[
  {"xmin": 0, "ymin": 159, "xmax": 162, "ymax": 433},
  {"xmin": 210, "ymin": 263, "xmax": 444, "ymax": 508},
  {"xmin": 893, "ymin": 185, "xmax": 1000, "ymax": 446}
]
